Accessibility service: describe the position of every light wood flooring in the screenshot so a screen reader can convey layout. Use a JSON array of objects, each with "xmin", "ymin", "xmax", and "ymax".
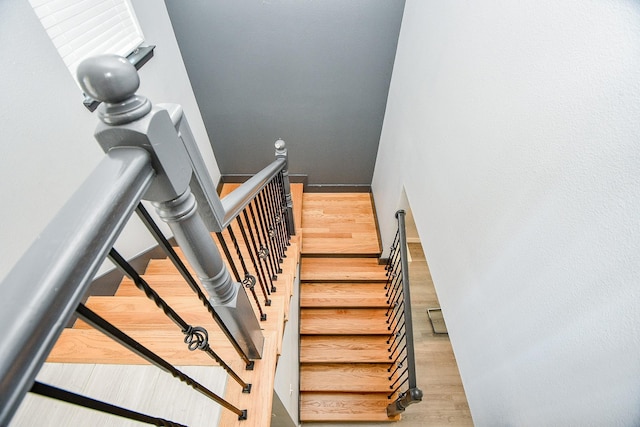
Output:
[
  {"xmin": 301, "ymin": 193, "xmax": 381, "ymax": 256},
  {"xmin": 299, "ymin": 193, "xmax": 397, "ymax": 423}
]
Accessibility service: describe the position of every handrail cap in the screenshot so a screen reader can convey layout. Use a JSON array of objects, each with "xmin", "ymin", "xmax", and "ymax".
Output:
[{"xmin": 77, "ymin": 55, "xmax": 139, "ymax": 103}]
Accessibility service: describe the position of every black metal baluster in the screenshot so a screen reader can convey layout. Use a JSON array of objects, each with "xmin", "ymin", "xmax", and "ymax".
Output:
[
  {"xmin": 226, "ymin": 225, "xmax": 266, "ymax": 321},
  {"xmin": 387, "ymin": 320, "xmax": 406, "ymax": 346},
  {"xmin": 242, "ymin": 208, "xmax": 272, "ymax": 297},
  {"xmin": 388, "ymin": 357, "xmax": 405, "ymax": 377},
  {"xmin": 389, "ymin": 376, "xmax": 410, "ymax": 399},
  {"xmin": 108, "ymin": 249, "xmax": 251, "ymax": 392},
  {"xmin": 277, "ymin": 173, "xmax": 292, "ymax": 242},
  {"xmin": 276, "ymin": 172, "xmax": 293, "ymax": 240},
  {"xmin": 264, "ymin": 181, "xmax": 286, "ymax": 263},
  {"xmin": 385, "ymin": 259, "xmax": 401, "ymax": 296},
  {"xmin": 216, "ymin": 232, "xmax": 242, "ymax": 282},
  {"xmin": 248, "ymin": 201, "xmax": 276, "ymax": 291},
  {"xmin": 135, "ymin": 204, "xmax": 254, "ymax": 369},
  {"xmin": 389, "ymin": 365, "xmax": 408, "ymax": 390},
  {"xmin": 266, "ymin": 179, "xmax": 287, "ymax": 258},
  {"xmin": 256, "ymin": 190, "xmax": 282, "ymax": 274},
  {"xmin": 386, "ymin": 279, "xmax": 402, "ymax": 313},
  {"xmin": 76, "ymin": 304, "xmax": 248, "ymax": 420},
  {"xmin": 31, "ymin": 382, "xmax": 188, "ymax": 426},
  {"xmin": 237, "ymin": 214, "xmax": 271, "ymax": 306},
  {"xmin": 390, "ymin": 342, "xmax": 408, "ymax": 363},
  {"xmin": 386, "ymin": 276, "xmax": 402, "ymax": 316},
  {"xmin": 387, "ymin": 300, "xmax": 405, "ymax": 332},
  {"xmin": 259, "ymin": 187, "xmax": 282, "ymax": 264},
  {"xmin": 388, "ymin": 331, "xmax": 406, "ymax": 358},
  {"xmin": 266, "ymin": 178, "xmax": 287, "ymax": 251}
]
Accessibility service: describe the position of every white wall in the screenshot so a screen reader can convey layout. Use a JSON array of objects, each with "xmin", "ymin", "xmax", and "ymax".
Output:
[
  {"xmin": 372, "ymin": 1, "xmax": 640, "ymax": 425},
  {"xmin": 272, "ymin": 273, "xmax": 300, "ymax": 427},
  {"xmin": 0, "ymin": 1, "xmax": 219, "ymax": 281}
]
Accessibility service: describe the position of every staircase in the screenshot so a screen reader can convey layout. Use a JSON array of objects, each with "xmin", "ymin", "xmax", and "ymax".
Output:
[
  {"xmin": 299, "ymin": 193, "xmax": 400, "ymax": 422},
  {"xmin": 11, "ymin": 183, "xmax": 304, "ymax": 427},
  {"xmin": 13, "ymin": 187, "xmax": 400, "ymax": 425}
]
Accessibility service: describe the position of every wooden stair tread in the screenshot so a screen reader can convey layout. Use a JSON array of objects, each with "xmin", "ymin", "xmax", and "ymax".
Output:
[
  {"xmin": 300, "ymin": 308, "xmax": 389, "ymax": 335},
  {"xmin": 300, "ymin": 392, "xmax": 399, "ymax": 422},
  {"xmin": 300, "ymin": 257, "xmax": 388, "ymax": 282},
  {"xmin": 301, "ymin": 193, "xmax": 381, "ymax": 256},
  {"xmin": 300, "ymin": 335, "xmax": 391, "ymax": 363},
  {"xmin": 81, "ymin": 295, "xmax": 217, "ymax": 329},
  {"xmin": 48, "ymin": 329, "xmax": 238, "ymax": 365},
  {"xmin": 301, "ymin": 364, "xmax": 393, "ymax": 392},
  {"xmin": 300, "ymin": 282, "xmax": 388, "ymax": 307},
  {"xmin": 117, "ymin": 241, "xmax": 298, "ymax": 297}
]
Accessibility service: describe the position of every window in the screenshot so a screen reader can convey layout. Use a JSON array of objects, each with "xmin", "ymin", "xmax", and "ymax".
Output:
[{"xmin": 29, "ymin": 0, "xmax": 145, "ymax": 84}]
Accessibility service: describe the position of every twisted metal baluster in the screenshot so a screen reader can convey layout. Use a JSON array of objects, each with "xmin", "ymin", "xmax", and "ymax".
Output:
[
  {"xmin": 76, "ymin": 304, "xmax": 249, "ymax": 419},
  {"xmin": 135, "ymin": 204, "xmax": 254, "ymax": 369},
  {"xmin": 108, "ymin": 249, "xmax": 251, "ymax": 392},
  {"xmin": 256, "ymin": 190, "xmax": 282, "ymax": 274},
  {"xmin": 275, "ymin": 172, "xmax": 293, "ymax": 241},
  {"xmin": 215, "ymin": 232, "xmax": 242, "ymax": 281},
  {"xmin": 242, "ymin": 208, "xmax": 272, "ymax": 297},
  {"xmin": 236, "ymin": 214, "xmax": 271, "ymax": 306},
  {"xmin": 248, "ymin": 201, "xmax": 277, "ymax": 290},
  {"xmin": 273, "ymin": 176, "xmax": 290, "ymax": 246},
  {"xmin": 266, "ymin": 179, "xmax": 287, "ymax": 259},
  {"xmin": 263, "ymin": 182, "xmax": 285, "ymax": 263},
  {"xmin": 226, "ymin": 225, "xmax": 266, "ymax": 321},
  {"xmin": 258, "ymin": 187, "xmax": 282, "ymax": 264}
]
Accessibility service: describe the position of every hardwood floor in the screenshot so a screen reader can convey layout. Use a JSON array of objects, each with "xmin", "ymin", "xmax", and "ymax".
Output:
[{"xmin": 301, "ymin": 193, "xmax": 381, "ymax": 256}]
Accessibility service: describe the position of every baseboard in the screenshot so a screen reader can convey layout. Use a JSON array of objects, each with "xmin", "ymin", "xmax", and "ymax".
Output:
[
  {"xmin": 219, "ymin": 174, "xmax": 371, "ymax": 193},
  {"xmin": 218, "ymin": 174, "xmax": 309, "ymax": 193},
  {"xmin": 305, "ymin": 184, "xmax": 371, "ymax": 193}
]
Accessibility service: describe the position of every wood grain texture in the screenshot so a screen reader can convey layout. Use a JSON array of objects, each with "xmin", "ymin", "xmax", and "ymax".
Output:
[
  {"xmin": 300, "ymin": 364, "xmax": 394, "ymax": 392},
  {"xmin": 300, "ymin": 257, "xmax": 388, "ymax": 282},
  {"xmin": 300, "ymin": 393, "xmax": 400, "ymax": 422},
  {"xmin": 300, "ymin": 308, "xmax": 389, "ymax": 335},
  {"xmin": 300, "ymin": 282, "xmax": 388, "ymax": 307},
  {"xmin": 301, "ymin": 193, "xmax": 381, "ymax": 255},
  {"xmin": 300, "ymin": 336, "xmax": 391, "ymax": 363}
]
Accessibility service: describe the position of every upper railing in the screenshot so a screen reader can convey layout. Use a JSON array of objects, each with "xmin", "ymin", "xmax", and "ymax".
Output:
[
  {"xmin": 385, "ymin": 210, "xmax": 424, "ymax": 417},
  {"xmin": 0, "ymin": 55, "xmax": 294, "ymax": 425}
]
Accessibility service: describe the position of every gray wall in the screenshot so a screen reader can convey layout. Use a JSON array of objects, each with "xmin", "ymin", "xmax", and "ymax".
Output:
[{"xmin": 165, "ymin": 0, "xmax": 404, "ymax": 188}]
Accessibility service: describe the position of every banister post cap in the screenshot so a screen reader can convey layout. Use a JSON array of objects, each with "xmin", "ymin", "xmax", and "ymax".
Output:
[
  {"xmin": 77, "ymin": 54, "xmax": 151, "ymax": 125},
  {"xmin": 77, "ymin": 55, "xmax": 139, "ymax": 103}
]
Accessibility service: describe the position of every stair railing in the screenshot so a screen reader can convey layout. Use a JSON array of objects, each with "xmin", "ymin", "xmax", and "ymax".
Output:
[
  {"xmin": 0, "ymin": 54, "xmax": 294, "ymax": 425},
  {"xmin": 385, "ymin": 210, "xmax": 424, "ymax": 417}
]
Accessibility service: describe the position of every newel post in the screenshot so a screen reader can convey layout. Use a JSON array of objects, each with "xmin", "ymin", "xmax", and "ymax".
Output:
[
  {"xmin": 77, "ymin": 55, "xmax": 264, "ymax": 359},
  {"xmin": 274, "ymin": 139, "xmax": 295, "ymax": 235}
]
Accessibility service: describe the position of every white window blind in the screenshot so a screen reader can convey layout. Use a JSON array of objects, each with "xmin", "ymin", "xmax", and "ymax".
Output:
[{"xmin": 29, "ymin": 0, "xmax": 144, "ymax": 83}]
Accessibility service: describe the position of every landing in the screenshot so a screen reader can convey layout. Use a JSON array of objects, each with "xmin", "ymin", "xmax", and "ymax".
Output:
[{"xmin": 301, "ymin": 193, "xmax": 381, "ymax": 256}]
